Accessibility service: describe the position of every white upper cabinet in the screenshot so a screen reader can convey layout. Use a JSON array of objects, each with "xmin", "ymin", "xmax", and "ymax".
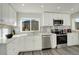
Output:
[
  {"xmin": 43, "ymin": 13, "xmax": 53, "ymax": 26},
  {"xmin": 43, "ymin": 13, "xmax": 71, "ymax": 26},
  {"xmin": 52, "ymin": 13, "xmax": 62, "ymax": 19},
  {"xmin": 8, "ymin": 5, "xmax": 16, "ymax": 26},
  {"xmin": 1, "ymin": 4, "xmax": 16, "ymax": 26},
  {"xmin": 0, "ymin": 4, "xmax": 2, "ymax": 23},
  {"xmin": 2, "ymin": 4, "xmax": 9, "ymax": 24},
  {"xmin": 52, "ymin": 13, "xmax": 71, "ymax": 26},
  {"xmin": 62, "ymin": 14, "xmax": 71, "ymax": 26}
]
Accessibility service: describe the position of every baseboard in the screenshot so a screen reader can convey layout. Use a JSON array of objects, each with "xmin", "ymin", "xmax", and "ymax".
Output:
[{"xmin": 42, "ymin": 48, "xmax": 51, "ymax": 50}]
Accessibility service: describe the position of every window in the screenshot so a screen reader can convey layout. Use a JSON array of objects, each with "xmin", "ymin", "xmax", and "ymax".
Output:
[
  {"xmin": 31, "ymin": 20, "xmax": 39, "ymax": 30},
  {"xmin": 75, "ymin": 18, "xmax": 79, "ymax": 30},
  {"xmin": 0, "ymin": 28, "xmax": 9, "ymax": 43},
  {"xmin": 2, "ymin": 28, "xmax": 9, "ymax": 39},
  {"xmin": 22, "ymin": 20, "xmax": 30, "ymax": 31},
  {"xmin": 20, "ymin": 18, "xmax": 40, "ymax": 32}
]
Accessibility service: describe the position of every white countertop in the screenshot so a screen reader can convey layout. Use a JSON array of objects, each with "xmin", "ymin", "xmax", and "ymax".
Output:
[
  {"xmin": 6, "ymin": 34, "xmax": 29, "ymax": 44},
  {"xmin": 13, "ymin": 34, "xmax": 28, "ymax": 37},
  {"xmin": 6, "ymin": 33, "xmax": 42, "ymax": 44},
  {"xmin": 1, "ymin": 31, "xmax": 78, "ymax": 44},
  {"xmin": 41, "ymin": 33, "xmax": 56, "ymax": 35}
]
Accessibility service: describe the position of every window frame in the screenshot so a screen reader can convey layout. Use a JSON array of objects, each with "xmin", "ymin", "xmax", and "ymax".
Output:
[
  {"xmin": 75, "ymin": 18, "xmax": 79, "ymax": 30},
  {"xmin": 20, "ymin": 18, "xmax": 40, "ymax": 32}
]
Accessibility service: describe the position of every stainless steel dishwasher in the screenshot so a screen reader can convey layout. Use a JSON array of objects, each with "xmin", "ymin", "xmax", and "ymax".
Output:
[{"xmin": 42, "ymin": 35, "xmax": 51, "ymax": 49}]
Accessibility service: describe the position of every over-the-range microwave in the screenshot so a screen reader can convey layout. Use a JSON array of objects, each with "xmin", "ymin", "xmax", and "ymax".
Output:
[{"xmin": 53, "ymin": 19, "xmax": 63, "ymax": 26}]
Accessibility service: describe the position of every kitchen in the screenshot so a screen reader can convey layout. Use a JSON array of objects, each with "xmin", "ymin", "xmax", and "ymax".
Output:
[{"xmin": 0, "ymin": 3, "xmax": 79, "ymax": 55}]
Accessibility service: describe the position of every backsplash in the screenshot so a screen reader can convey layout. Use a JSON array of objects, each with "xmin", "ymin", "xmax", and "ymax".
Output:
[
  {"xmin": 11, "ymin": 25, "xmax": 72, "ymax": 34},
  {"xmin": 51, "ymin": 26, "xmax": 71, "ymax": 29},
  {"xmin": 40, "ymin": 26, "xmax": 51, "ymax": 33},
  {"xmin": 40, "ymin": 26, "xmax": 71, "ymax": 33}
]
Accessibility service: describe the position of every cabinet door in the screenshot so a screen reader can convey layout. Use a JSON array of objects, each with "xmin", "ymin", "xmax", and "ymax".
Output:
[
  {"xmin": 8, "ymin": 5, "xmax": 16, "ymax": 26},
  {"xmin": 63, "ymin": 14, "xmax": 71, "ymax": 26},
  {"xmin": 50, "ymin": 34, "xmax": 56, "ymax": 48},
  {"xmin": 13, "ymin": 10, "xmax": 16, "ymax": 26},
  {"xmin": 7, "ymin": 37, "xmax": 25, "ymax": 55},
  {"xmin": 7, "ymin": 38, "xmax": 19, "ymax": 55},
  {"xmin": 24, "ymin": 36, "xmax": 34, "ymax": 51},
  {"xmin": 67, "ymin": 33, "xmax": 79, "ymax": 46},
  {"xmin": 44, "ymin": 13, "xmax": 53, "ymax": 26},
  {"xmin": 15, "ymin": 37, "xmax": 25, "ymax": 52},
  {"xmin": 2, "ymin": 4, "xmax": 16, "ymax": 26},
  {"xmin": 2, "ymin": 4, "xmax": 9, "ymax": 24},
  {"xmin": 9, "ymin": 6, "xmax": 14, "ymax": 25},
  {"xmin": 53, "ymin": 13, "xmax": 62, "ymax": 19},
  {"xmin": 34, "ymin": 35, "xmax": 42, "ymax": 50},
  {"xmin": 0, "ymin": 4, "xmax": 2, "ymax": 23},
  {"xmin": 8, "ymin": 5, "xmax": 13, "ymax": 25},
  {"xmin": 52, "ymin": 13, "xmax": 71, "ymax": 26}
]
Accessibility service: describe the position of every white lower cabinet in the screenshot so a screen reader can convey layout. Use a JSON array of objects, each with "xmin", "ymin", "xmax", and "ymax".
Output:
[
  {"xmin": 67, "ymin": 33, "xmax": 79, "ymax": 46},
  {"xmin": 7, "ymin": 34, "xmax": 42, "ymax": 55},
  {"xmin": 7, "ymin": 38, "xmax": 19, "ymax": 55},
  {"xmin": 16, "ymin": 37, "xmax": 25, "ymax": 52},
  {"xmin": 50, "ymin": 34, "xmax": 56, "ymax": 48},
  {"xmin": 34, "ymin": 35, "xmax": 42, "ymax": 50},
  {"xmin": 24, "ymin": 36, "xmax": 34, "ymax": 51}
]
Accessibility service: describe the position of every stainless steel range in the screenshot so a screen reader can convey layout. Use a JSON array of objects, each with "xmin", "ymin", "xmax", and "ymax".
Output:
[
  {"xmin": 51, "ymin": 29, "xmax": 68, "ymax": 48},
  {"xmin": 56, "ymin": 34, "xmax": 67, "ymax": 48}
]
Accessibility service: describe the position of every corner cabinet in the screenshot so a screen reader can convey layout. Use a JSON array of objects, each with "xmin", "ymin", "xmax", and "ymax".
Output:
[
  {"xmin": 67, "ymin": 33, "xmax": 79, "ymax": 46},
  {"xmin": 20, "ymin": 18, "xmax": 40, "ymax": 32},
  {"xmin": 1, "ymin": 3, "xmax": 16, "ymax": 26}
]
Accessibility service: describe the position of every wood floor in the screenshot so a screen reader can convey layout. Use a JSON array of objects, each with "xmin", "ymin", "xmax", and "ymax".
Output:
[{"xmin": 19, "ymin": 46, "xmax": 79, "ymax": 55}]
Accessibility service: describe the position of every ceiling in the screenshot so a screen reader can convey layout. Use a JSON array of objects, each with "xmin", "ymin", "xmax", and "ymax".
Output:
[{"xmin": 11, "ymin": 3, "xmax": 79, "ymax": 14}]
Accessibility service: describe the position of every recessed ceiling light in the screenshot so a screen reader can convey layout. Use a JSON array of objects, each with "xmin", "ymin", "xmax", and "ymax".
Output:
[
  {"xmin": 57, "ymin": 6, "xmax": 61, "ymax": 10},
  {"xmin": 22, "ymin": 4, "xmax": 25, "ymax": 6},
  {"xmin": 70, "ymin": 8, "xmax": 74, "ymax": 11},
  {"xmin": 40, "ymin": 5, "xmax": 44, "ymax": 8}
]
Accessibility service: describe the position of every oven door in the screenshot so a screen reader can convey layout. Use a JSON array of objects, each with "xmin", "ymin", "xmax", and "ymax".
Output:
[{"xmin": 57, "ymin": 35, "xmax": 67, "ymax": 44}]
